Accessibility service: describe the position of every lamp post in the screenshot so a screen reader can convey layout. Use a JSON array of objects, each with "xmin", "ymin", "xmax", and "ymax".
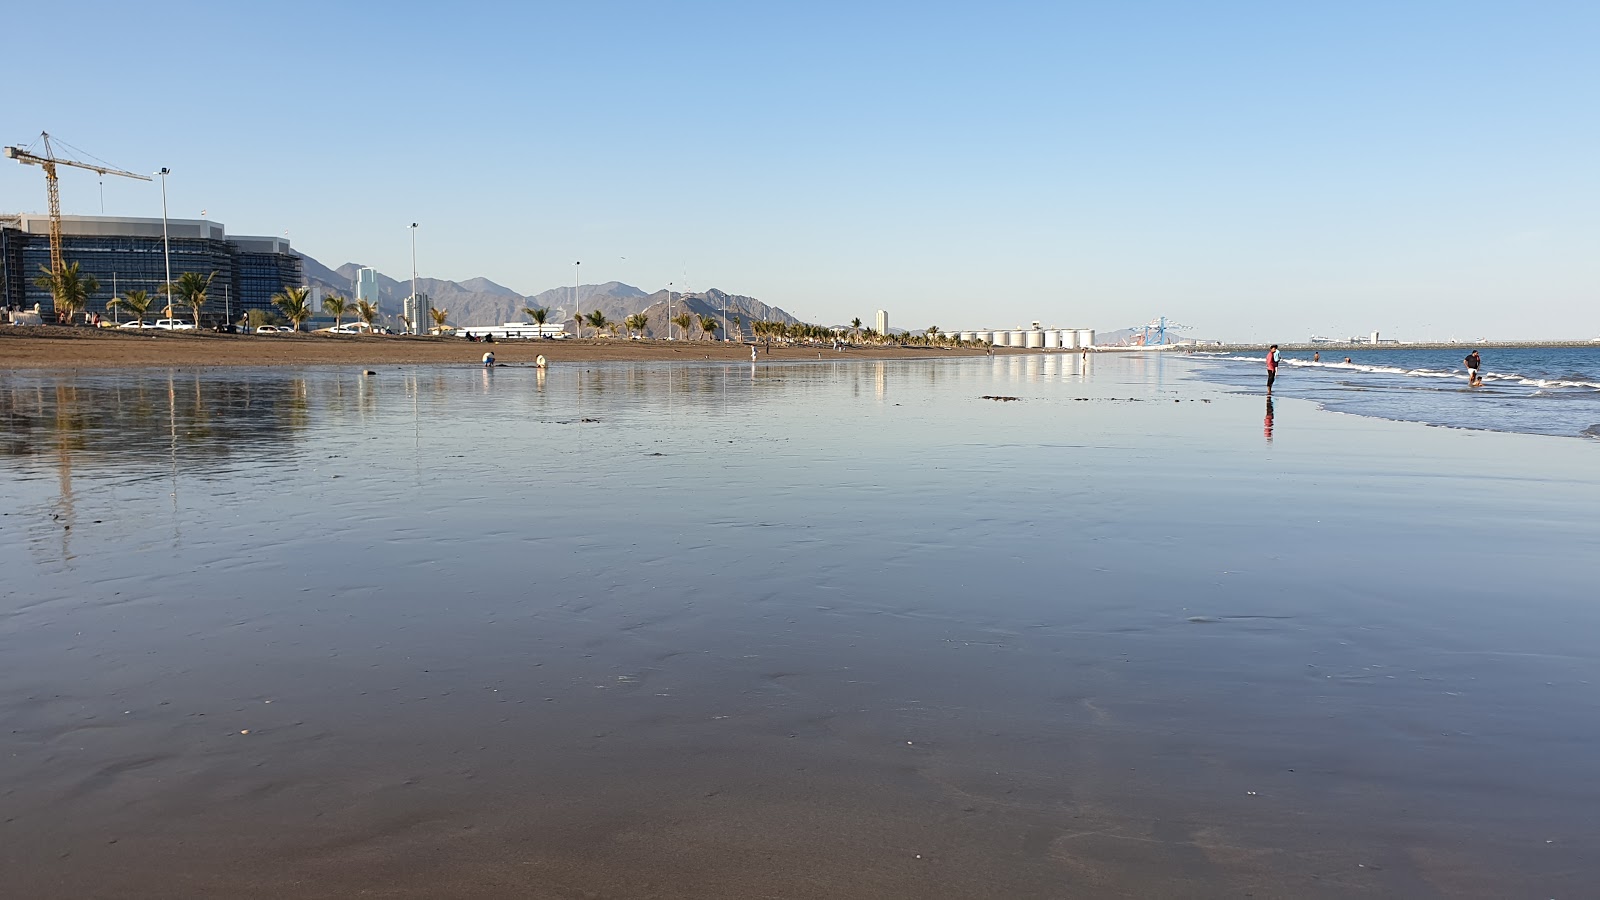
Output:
[
  {"xmin": 667, "ymin": 282, "xmax": 673, "ymax": 340},
  {"xmin": 157, "ymin": 168, "xmax": 171, "ymax": 320},
  {"xmin": 573, "ymin": 260, "xmax": 580, "ymax": 335},
  {"xmin": 409, "ymin": 223, "xmax": 419, "ymax": 334}
]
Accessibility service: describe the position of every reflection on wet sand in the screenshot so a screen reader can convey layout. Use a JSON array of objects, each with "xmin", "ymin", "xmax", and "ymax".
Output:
[{"xmin": 2, "ymin": 357, "xmax": 1599, "ymax": 898}]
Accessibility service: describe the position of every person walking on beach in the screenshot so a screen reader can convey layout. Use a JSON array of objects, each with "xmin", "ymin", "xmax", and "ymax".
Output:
[
  {"xmin": 1464, "ymin": 350, "xmax": 1482, "ymax": 387},
  {"xmin": 1266, "ymin": 344, "xmax": 1281, "ymax": 394}
]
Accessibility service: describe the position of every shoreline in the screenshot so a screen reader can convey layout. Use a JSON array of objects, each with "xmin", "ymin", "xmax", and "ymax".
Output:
[{"xmin": 0, "ymin": 325, "xmax": 1009, "ymax": 370}]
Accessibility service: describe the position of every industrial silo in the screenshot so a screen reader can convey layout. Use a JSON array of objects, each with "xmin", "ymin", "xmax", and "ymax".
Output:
[
  {"xmin": 960, "ymin": 331, "xmax": 975, "ymax": 343},
  {"xmin": 1062, "ymin": 329, "xmax": 1080, "ymax": 350},
  {"xmin": 1043, "ymin": 330, "xmax": 1061, "ymax": 348},
  {"xmin": 1078, "ymin": 329, "xmax": 1095, "ymax": 347},
  {"xmin": 1025, "ymin": 330, "xmax": 1044, "ymax": 348},
  {"xmin": 1005, "ymin": 330, "xmax": 1024, "ymax": 346}
]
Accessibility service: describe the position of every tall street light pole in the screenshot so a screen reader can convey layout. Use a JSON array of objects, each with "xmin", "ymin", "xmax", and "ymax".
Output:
[
  {"xmin": 666, "ymin": 282, "xmax": 672, "ymax": 340},
  {"xmin": 573, "ymin": 261, "xmax": 581, "ymax": 336},
  {"xmin": 157, "ymin": 168, "xmax": 171, "ymax": 318},
  {"xmin": 409, "ymin": 223, "xmax": 419, "ymax": 335}
]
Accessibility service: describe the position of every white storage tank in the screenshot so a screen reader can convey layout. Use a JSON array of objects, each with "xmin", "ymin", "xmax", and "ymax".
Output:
[
  {"xmin": 973, "ymin": 331, "xmax": 990, "ymax": 344},
  {"xmin": 1043, "ymin": 330, "xmax": 1061, "ymax": 348},
  {"xmin": 1078, "ymin": 329, "xmax": 1095, "ymax": 347},
  {"xmin": 960, "ymin": 331, "xmax": 975, "ymax": 342},
  {"xmin": 1063, "ymin": 330, "xmax": 1080, "ymax": 350},
  {"xmin": 1006, "ymin": 330, "xmax": 1025, "ymax": 346},
  {"xmin": 1025, "ymin": 330, "xmax": 1044, "ymax": 348}
]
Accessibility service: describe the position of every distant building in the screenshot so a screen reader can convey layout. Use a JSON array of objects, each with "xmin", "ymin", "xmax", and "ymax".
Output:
[
  {"xmin": 403, "ymin": 293, "xmax": 432, "ymax": 334},
  {"xmin": 0, "ymin": 214, "xmax": 300, "ymax": 322},
  {"xmin": 355, "ymin": 267, "xmax": 380, "ymax": 313},
  {"xmin": 875, "ymin": 309, "xmax": 889, "ymax": 335}
]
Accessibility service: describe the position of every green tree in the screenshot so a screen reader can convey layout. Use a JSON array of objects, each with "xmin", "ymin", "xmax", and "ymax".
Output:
[
  {"xmin": 169, "ymin": 271, "xmax": 216, "ymax": 327},
  {"xmin": 671, "ymin": 313, "xmax": 692, "ymax": 339},
  {"xmin": 586, "ymin": 309, "xmax": 609, "ymax": 336},
  {"xmin": 524, "ymin": 306, "xmax": 549, "ymax": 326},
  {"xmin": 698, "ymin": 314, "xmax": 719, "ymax": 341},
  {"xmin": 322, "ymin": 294, "xmax": 351, "ymax": 329},
  {"xmin": 356, "ymin": 299, "xmax": 379, "ymax": 331},
  {"xmin": 33, "ymin": 262, "xmax": 99, "ymax": 324},
  {"xmin": 271, "ymin": 286, "xmax": 313, "ymax": 331},
  {"xmin": 573, "ymin": 312, "xmax": 585, "ymax": 338},
  {"xmin": 625, "ymin": 312, "xmax": 649, "ymax": 338},
  {"xmin": 107, "ymin": 289, "xmax": 153, "ymax": 326},
  {"xmin": 850, "ymin": 317, "xmax": 863, "ymax": 339}
]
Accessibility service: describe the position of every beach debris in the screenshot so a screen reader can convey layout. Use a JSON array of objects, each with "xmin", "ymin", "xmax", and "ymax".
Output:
[{"xmin": 981, "ymin": 395, "xmax": 1021, "ymax": 401}]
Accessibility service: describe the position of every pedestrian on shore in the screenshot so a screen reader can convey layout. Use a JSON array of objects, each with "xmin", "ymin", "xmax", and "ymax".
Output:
[
  {"xmin": 1464, "ymin": 350, "xmax": 1482, "ymax": 386},
  {"xmin": 1266, "ymin": 344, "xmax": 1281, "ymax": 394},
  {"xmin": 751, "ymin": 344, "xmax": 757, "ymax": 362},
  {"xmin": 482, "ymin": 350, "xmax": 495, "ymax": 367}
]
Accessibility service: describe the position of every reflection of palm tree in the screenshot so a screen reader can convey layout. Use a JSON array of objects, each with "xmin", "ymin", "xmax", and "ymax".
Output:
[
  {"xmin": 108, "ymin": 289, "xmax": 153, "ymax": 326},
  {"xmin": 698, "ymin": 314, "xmax": 719, "ymax": 341},
  {"xmin": 272, "ymin": 286, "xmax": 313, "ymax": 331},
  {"xmin": 170, "ymin": 271, "xmax": 216, "ymax": 327},
  {"xmin": 322, "ymin": 294, "xmax": 350, "ymax": 329},
  {"xmin": 34, "ymin": 262, "xmax": 99, "ymax": 324}
]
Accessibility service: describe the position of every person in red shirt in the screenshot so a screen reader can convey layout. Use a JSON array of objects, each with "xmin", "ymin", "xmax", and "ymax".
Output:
[{"xmin": 1266, "ymin": 344, "xmax": 1281, "ymax": 394}]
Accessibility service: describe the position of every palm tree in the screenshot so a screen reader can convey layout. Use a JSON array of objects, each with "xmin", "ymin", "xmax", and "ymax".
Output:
[
  {"xmin": 625, "ymin": 312, "xmax": 649, "ymax": 338},
  {"xmin": 429, "ymin": 307, "xmax": 450, "ymax": 335},
  {"xmin": 732, "ymin": 314, "xmax": 742, "ymax": 341},
  {"xmin": 322, "ymin": 294, "xmax": 351, "ymax": 329},
  {"xmin": 107, "ymin": 288, "xmax": 153, "ymax": 326},
  {"xmin": 356, "ymin": 299, "xmax": 379, "ymax": 331},
  {"xmin": 671, "ymin": 313, "xmax": 692, "ymax": 338},
  {"xmin": 524, "ymin": 306, "xmax": 549, "ymax": 326},
  {"xmin": 850, "ymin": 317, "xmax": 863, "ymax": 339},
  {"xmin": 698, "ymin": 314, "xmax": 719, "ymax": 341},
  {"xmin": 169, "ymin": 271, "xmax": 216, "ymax": 327},
  {"xmin": 573, "ymin": 312, "xmax": 585, "ymax": 338},
  {"xmin": 586, "ymin": 309, "xmax": 609, "ymax": 336},
  {"xmin": 272, "ymin": 286, "xmax": 313, "ymax": 331},
  {"xmin": 33, "ymin": 262, "xmax": 99, "ymax": 324}
]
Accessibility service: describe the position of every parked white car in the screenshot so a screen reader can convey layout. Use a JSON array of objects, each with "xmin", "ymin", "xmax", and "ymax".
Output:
[
  {"xmin": 255, "ymin": 325, "xmax": 290, "ymax": 334},
  {"xmin": 119, "ymin": 321, "xmax": 160, "ymax": 329},
  {"xmin": 153, "ymin": 319, "xmax": 195, "ymax": 331}
]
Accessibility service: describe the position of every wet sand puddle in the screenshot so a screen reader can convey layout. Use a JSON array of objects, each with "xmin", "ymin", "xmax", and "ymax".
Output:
[{"xmin": 2, "ymin": 356, "xmax": 1598, "ymax": 898}]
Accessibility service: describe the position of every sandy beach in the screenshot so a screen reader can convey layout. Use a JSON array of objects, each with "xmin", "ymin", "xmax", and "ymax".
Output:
[
  {"xmin": 0, "ymin": 325, "xmax": 999, "ymax": 369},
  {"xmin": 3, "ymin": 354, "xmax": 1597, "ymax": 899}
]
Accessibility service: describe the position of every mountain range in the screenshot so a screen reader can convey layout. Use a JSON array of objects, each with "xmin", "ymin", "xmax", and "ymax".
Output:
[{"xmin": 295, "ymin": 251, "xmax": 799, "ymax": 338}]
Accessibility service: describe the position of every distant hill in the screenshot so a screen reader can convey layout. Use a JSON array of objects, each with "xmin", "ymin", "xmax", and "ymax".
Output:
[{"xmin": 295, "ymin": 250, "xmax": 799, "ymax": 338}]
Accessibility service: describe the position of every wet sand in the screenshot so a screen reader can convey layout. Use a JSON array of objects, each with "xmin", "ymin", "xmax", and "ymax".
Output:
[
  {"xmin": 2, "ymin": 355, "xmax": 1597, "ymax": 898},
  {"xmin": 0, "ymin": 324, "xmax": 993, "ymax": 369}
]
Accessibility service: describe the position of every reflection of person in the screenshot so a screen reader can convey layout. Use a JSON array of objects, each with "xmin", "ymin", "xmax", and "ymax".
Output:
[
  {"xmin": 482, "ymin": 351, "xmax": 495, "ymax": 367},
  {"xmin": 1264, "ymin": 397, "xmax": 1275, "ymax": 442},
  {"xmin": 1266, "ymin": 344, "xmax": 1281, "ymax": 394},
  {"xmin": 1464, "ymin": 350, "xmax": 1482, "ymax": 386}
]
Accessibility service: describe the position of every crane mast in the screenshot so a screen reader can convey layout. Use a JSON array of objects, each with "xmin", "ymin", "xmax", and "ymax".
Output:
[{"xmin": 4, "ymin": 132, "xmax": 152, "ymax": 277}]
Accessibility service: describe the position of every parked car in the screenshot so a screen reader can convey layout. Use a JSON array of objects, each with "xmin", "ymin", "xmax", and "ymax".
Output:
[
  {"xmin": 119, "ymin": 321, "xmax": 160, "ymax": 329},
  {"xmin": 255, "ymin": 325, "xmax": 289, "ymax": 334},
  {"xmin": 153, "ymin": 319, "xmax": 195, "ymax": 331}
]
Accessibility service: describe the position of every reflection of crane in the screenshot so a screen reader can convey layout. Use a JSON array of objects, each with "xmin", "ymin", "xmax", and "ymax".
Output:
[
  {"xmin": 1137, "ymin": 316, "xmax": 1192, "ymax": 346},
  {"xmin": 4, "ymin": 132, "xmax": 151, "ymax": 276}
]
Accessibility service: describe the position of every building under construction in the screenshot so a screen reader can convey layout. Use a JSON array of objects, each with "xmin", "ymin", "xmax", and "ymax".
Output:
[{"xmin": 0, "ymin": 214, "xmax": 302, "ymax": 322}]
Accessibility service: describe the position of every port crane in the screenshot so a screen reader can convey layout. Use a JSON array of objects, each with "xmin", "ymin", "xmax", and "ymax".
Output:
[
  {"xmin": 1136, "ymin": 316, "xmax": 1192, "ymax": 346},
  {"xmin": 4, "ymin": 132, "xmax": 151, "ymax": 277}
]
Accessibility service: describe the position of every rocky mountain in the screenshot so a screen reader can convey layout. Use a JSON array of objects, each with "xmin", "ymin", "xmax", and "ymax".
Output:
[{"xmin": 295, "ymin": 251, "xmax": 799, "ymax": 338}]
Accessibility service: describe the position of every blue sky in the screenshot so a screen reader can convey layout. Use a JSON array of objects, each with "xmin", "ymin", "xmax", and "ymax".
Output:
[{"xmin": 4, "ymin": 1, "xmax": 1597, "ymax": 339}]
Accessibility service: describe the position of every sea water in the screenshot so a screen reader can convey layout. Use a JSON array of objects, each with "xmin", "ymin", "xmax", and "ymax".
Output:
[
  {"xmin": 1191, "ymin": 345, "xmax": 1600, "ymax": 438},
  {"xmin": 2, "ymin": 357, "xmax": 1598, "ymax": 897}
]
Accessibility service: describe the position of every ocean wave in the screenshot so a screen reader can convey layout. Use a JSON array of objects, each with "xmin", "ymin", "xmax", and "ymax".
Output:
[{"xmin": 1207, "ymin": 355, "xmax": 1600, "ymax": 391}]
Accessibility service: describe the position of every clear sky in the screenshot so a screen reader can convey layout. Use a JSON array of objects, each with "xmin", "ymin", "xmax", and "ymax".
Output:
[{"xmin": 4, "ymin": 1, "xmax": 1597, "ymax": 340}]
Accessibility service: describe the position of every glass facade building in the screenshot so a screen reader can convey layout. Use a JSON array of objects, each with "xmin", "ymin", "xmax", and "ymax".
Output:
[{"xmin": 1, "ymin": 215, "xmax": 302, "ymax": 324}]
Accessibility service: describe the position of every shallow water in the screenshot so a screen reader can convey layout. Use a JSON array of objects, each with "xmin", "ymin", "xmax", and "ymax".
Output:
[
  {"xmin": 1193, "ymin": 345, "xmax": 1600, "ymax": 437},
  {"xmin": 3, "ymin": 356, "xmax": 1598, "ymax": 898}
]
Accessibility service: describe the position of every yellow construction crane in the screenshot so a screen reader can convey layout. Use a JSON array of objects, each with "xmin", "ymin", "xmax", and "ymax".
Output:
[{"xmin": 4, "ymin": 132, "xmax": 152, "ymax": 277}]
